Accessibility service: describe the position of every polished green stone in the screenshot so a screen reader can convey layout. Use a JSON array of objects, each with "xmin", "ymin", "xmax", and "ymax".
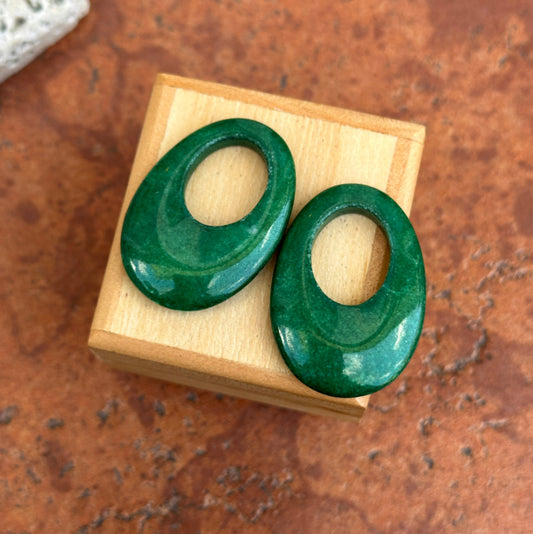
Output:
[
  {"xmin": 270, "ymin": 184, "xmax": 425, "ymax": 398},
  {"xmin": 121, "ymin": 118, "xmax": 295, "ymax": 310}
]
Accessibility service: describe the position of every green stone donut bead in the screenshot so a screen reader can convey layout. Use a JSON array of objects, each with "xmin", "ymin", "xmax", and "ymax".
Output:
[
  {"xmin": 270, "ymin": 184, "xmax": 425, "ymax": 398},
  {"xmin": 121, "ymin": 118, "xmax": 296, "ymax": 310}
]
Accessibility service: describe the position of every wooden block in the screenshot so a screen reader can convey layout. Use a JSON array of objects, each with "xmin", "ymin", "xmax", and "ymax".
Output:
[{"xmin": 88, "ymin": 74, "xmax": 425, "ymax": 421}]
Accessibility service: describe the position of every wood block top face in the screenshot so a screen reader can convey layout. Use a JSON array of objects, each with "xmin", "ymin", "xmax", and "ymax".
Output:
[{"xmin": 89, "ymin": 73, "xmax": 425, "ymax": 420}]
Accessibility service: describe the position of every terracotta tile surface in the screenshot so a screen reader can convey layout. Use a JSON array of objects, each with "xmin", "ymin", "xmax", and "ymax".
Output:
[{"xmin": 1, "ymin": 1, "xmax": 531, "ymax": 532}]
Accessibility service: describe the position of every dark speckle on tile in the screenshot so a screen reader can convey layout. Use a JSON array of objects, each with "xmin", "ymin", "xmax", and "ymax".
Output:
[
  {"xmin": 113, "ymin": 467, "xmax": 123, "ymax": 485},
  {"xmin": 26, "ymin": 467, "xmax": 42, "ymax": 484},
  {"xmin": 461, "ymin": 446, "xmax": 473, "ymax": 458},
  {"xmin": 367, "ymin": 449, "xmax": 380, "ymax": 461},
  {"xmin": 60, "ymin": 460, "xmax": 75, "ymax": 478},
  {"xmin": 418, "ymin": 416, "xmax": 434, "ymax": 436},
  {"xmin": 46, "ymin": 418, "xmax": 64, "ymax": 429},
  {"xmin": 422, "ymin": 454, "xmax": 434, "ymax": 469},
  {"xmin": 96, "ymin": 399, "xmax": 118, "ymax": 424},
  {"xmin": 0, "ymin": 406, "xmax": 17, "ymax": 425},
  {"xmin": 186, "ymin": 391, "xmax": 197, "ymax": 403},
  {"xmin": 154, "ymin": 400, "xmax": 166, "ymax": 416}
]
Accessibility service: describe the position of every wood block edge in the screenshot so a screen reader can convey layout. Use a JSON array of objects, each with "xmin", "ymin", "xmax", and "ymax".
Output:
[
  {"xmin": 155, "ymin": 73, "xmax": 426, "ymax": 144},
  {"xmin": 89, "ymin": 329, "xmax": 368, "ymax": 421}
]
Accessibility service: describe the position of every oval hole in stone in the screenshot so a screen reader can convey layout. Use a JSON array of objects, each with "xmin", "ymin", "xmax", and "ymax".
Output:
[
  {"xmin": 312, "ymin": 213, "xmax": 391, "ymax": 305},
  {"xmin": 185, "ymin": 146, "xmax": 268, "ymax": 226}
]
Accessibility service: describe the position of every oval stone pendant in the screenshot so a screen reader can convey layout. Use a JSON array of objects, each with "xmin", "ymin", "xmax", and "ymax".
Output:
[
  {"xmin": 270, "ymin": 184, "xmax": 425, "ymax": 398},
  {"xmin": 121, "ymin": 118, "xmax": 296, "ymax": 310}
]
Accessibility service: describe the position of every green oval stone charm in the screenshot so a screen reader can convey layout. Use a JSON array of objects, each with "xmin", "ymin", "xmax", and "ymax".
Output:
[
  {"xmin": 270, "ymin": 184, "xmax": 425, "ymax": 397},
  {"xmin": 121, "ymin": 118, "xmax": 296, "ymax": 310}
]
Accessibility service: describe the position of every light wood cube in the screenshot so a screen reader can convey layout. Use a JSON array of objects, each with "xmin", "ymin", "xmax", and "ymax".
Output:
[{"xmin": 89, "ymin": 74, "xmax": 425, "ymax": 421}]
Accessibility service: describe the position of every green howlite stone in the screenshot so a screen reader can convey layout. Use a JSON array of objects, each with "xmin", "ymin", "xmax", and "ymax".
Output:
[
  {"xmin": 270, "ymin": 184, "xmax": 426, "ymax": 398},
  {"xmin": 121, "ymin": 118, "xmax": 296, "ymax": 310}
]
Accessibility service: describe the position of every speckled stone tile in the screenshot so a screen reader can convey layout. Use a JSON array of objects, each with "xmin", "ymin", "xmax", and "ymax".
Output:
[{"xmin": 0, "ymin": 1, "xmax": 531, "ymax": 532}]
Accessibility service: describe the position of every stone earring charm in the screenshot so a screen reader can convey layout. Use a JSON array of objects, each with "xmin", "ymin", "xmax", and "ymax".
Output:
[
  {"xmin": 270, "ymin": 184, "xmax": 426, "ymax": 398},
  {"xmin": 121, "ymin": 118, "xmax": 296, "ymax": 310}
]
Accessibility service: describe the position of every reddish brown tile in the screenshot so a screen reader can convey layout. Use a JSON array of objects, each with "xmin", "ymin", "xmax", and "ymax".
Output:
[{"xmin": 1, "ymin": 1, "xmax": 531, "ymax": 532}]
